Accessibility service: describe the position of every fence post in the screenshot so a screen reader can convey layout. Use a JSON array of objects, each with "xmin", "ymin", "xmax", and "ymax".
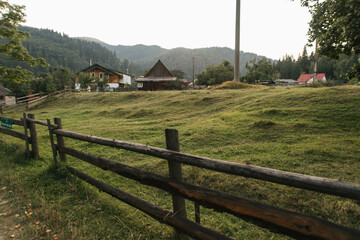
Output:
[
  {"xmin": 27, "ymin": 113, "xmax": 39, "ymax": 158},
  {"xmin": 0, "ymin": 105, "xmax": 2, "ymax": 114},
  {"xmin": 54, "ymin": 118, "xmax": 67, "ymax": 162},
  {"xmin": 47, "ymin": 119, "xmax": 58, "ymax": 166},
  {"xmin": 165, "ymin": 129, "xmax": 187, "ymax": 219},
  {"xmin": 26, "ymin": 101, "xmax": 29, "ymax": 110},
  {"xmin": 22, "ymin": 113, "xmax": 30, "ymax": 158}
]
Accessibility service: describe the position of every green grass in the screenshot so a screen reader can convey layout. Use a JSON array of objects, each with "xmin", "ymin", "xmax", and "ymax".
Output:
[{"xmin": 1, "ymin": 85, "xmax": 360, "ymax": 239}]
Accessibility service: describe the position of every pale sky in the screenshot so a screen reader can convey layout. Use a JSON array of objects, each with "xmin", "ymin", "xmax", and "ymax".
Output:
[{"xmin": 9, "ymin": 0, "xmax": 312, "ymax": 60}]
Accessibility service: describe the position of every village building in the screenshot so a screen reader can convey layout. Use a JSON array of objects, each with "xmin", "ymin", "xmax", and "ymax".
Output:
[
  {"xmin": 0, "ymin": 83, "xmax": 16, "ymax": 106},
  {"xmin": 297, "ymin": 73, "xmax": 326, "ymax": 84},
  {"xmin": 75, "ymin": 63, "xmax": 133, "ymax": 91},
  {"xmin": 275, "ymin": 79, "xmax": 298, "ymax": 86},
  {"xmin": 136, "ymin": 60, "xmax": 178, "ymax": 91}
]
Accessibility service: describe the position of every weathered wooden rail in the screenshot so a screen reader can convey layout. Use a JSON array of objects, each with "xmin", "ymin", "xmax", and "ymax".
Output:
[
  {"xmin": 46, "ymin": 118, "xmax": 360, "ymax": 240},
  {"xmin": 1, "ymin": 113, "xmax": 360, "ymax": 239},
  {"xmin": 1, "ymin": 90, "xmax": 68, "ymax": 114},
  {"xmin": 0, "ymin": 114, "xmax": 39, "ymax": 157}
]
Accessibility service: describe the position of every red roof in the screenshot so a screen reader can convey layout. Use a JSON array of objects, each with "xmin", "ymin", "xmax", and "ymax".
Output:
[{"xmin": 297, "ymin": 73, "xmax": 326, "ymax": 83}]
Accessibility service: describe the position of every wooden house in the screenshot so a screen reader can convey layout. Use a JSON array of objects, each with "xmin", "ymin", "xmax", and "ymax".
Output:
[
  {"xmin": 297, "ymin": 73, "xmax": 326, "ymax": 84},
  {"xmin": 0, "ymin": 83, "xmax": 15, "ymax": 105},
  {"xmin": 75, "ymin": 63, "xmax": 133, "ymax": 91},
  {"xmin": 135, "ymin": 60, "xmax": 177, "ymax": 91}
]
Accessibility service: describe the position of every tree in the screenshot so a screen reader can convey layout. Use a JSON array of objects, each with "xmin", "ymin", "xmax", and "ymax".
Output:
[
  {"xmin": 95, "ymin": 74, "xmax": 109, "ymax": 92},
  {"xmin": 30, "ymin": 72, "xmax": 56, "ymax": 94},
  {"xmin": 170, "ymin": 69, "xmax": 185, "ymax": 80},
  {"xmin": 244, "ymin": 57, "xmax": 274, "ymax": 83},
  {"xmin": 78, "ymin": 72, "xmax": 92, "ymax": 89},
  {"xmin": 50, "ymin": 66, "xmax": 74, "ymax": 90},
  {"xmin": 298, "ymin": 46, "xmax": 311, "ymax": 74},
  {"xmin": 196, "ymin": 60, "xmax": 234, "ymax": 86},
  {"xmin": 0, "ymin": 1, "xmax": 47, "ymax": 85},
  {"xmin": 301, "ymin": 0, "xmax": 360, "ymax": 80}
]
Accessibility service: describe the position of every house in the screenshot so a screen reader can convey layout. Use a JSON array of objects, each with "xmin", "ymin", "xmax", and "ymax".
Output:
[
  {"xmin": 297, "ymin": 73, "xmax": 326, "ymax": 84},
  {"xmin": 0, "ymin": 83, "xmax": 16, "ymax": 106},
  {"xmin": 275, "ymin": 79, "xmax": 298, "ymax": 86},
  {"xmin": 75, "ymin": 63, "xmax": 133, "ymax": 91},
  {"xmin": 135, "ymin": 60, "xmax": 177, "ymax": 91}
]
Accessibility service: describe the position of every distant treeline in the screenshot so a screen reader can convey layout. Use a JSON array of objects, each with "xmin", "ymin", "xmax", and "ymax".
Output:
[{"xmin": 0, "ymin": 26, "xmax": 122, "ymax": 75}]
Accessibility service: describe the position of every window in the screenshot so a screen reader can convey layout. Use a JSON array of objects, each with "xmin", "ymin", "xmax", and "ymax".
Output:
[
  {"xmin": 99, "ymin": 73, "xmax": 103, "ymax": 79},
  {"xmin": 137, "ymin": 83, "xmax": 143, "ymax": 88}
]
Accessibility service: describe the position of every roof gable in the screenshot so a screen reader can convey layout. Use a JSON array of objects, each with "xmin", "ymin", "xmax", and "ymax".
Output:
[
  {"xmin": 297, "ymin": 73, "xmax": 326, "ymax": 82},
  {"xmin": 78, "ymin": 63, "xmax": 131, "ymax": 77},
  {"xmin": 0, "ymin": 83, "xmax": 12, "ymax": 96},
  {"xmin": 144, "ymin": 60, "xmax": 175, "ymax": 79}
]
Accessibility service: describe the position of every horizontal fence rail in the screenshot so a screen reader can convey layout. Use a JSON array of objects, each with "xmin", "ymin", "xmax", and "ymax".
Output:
[
  {"xmin": 67, "ymin": 166, "xmax": 231, "ymax": 240},
  {"xmin": 52, "ymin": 128, "xmax": 360, "ymax": 201},
  {"xmin": 0, "ymin": 114, "xmax": 39, "ymax": 157},
  {"xmin": 57, "ymin": 145, "xmax": 360, "ymax": 240}
]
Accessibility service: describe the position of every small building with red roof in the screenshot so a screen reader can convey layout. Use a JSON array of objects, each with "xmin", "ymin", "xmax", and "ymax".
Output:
[{"xmin": 297, "ymin": 73, "xmax": 326, "ymax": 84}]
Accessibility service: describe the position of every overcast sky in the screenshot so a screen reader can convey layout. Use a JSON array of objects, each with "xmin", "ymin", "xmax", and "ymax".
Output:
[{"xmin": 9, "ymin": 0, "xmax": 312, "ymax": 60}]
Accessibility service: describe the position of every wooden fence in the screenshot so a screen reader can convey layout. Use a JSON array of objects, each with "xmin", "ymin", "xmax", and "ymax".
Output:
[
  {"xmin": 0, "ymin": 114, "xmax": 360, "ymax": 239},
  {"xmin": 0, "ymin": 90, "xmax": 69, "ymax": 114}
]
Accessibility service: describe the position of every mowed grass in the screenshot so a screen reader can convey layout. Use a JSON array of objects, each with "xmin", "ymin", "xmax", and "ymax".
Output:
[{"xmin": 0, "ymin": 85, "xmax": 359, "ymax": 239}]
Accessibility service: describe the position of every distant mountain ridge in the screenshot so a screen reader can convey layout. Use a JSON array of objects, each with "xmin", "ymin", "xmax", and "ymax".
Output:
[
  {"xmin": 0, "ymin": 26, "xmax": 122, "ymax": 75},
  {"xmin": 77, "ymin": 37, "xmax": 268, "ymax": 79},
  {"xmin": 0, "ymin": 26, "xmax": 269, "ymax": 80}
]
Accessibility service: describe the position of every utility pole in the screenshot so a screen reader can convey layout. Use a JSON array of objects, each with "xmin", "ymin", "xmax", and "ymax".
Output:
[
  {"xmin": 313, "ymin": 39, "xmax": 318, "ymax": 84},
  {"xmin": 192, "ymin": 57, "xmax": 195, "ymax": 87},
  {"xmin": 312, "ymin": 0, "xmax": 319, "ymax": 84},
  {"xmin": 234, "ymin": 0, "xmax": 241, "ymax": 82}
]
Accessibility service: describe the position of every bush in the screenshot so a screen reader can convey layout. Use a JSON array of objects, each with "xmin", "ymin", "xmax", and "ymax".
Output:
[
  {"xmin": 164, "ymin": 80, "xmax": 183, "ymax": 90},
  {"xmin": 211, "ymin": 81, "xmax": 256, "ymax": 90}
]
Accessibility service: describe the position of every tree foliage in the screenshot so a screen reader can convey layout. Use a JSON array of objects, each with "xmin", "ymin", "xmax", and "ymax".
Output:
[
  {"xmin": 196, "ymin": 60, "xmax": 234, "ymax": 86},
  {"xmin": 0, "ymin": 1, "xmax": 47, "ymax": 85},
  {"xmin": 244, "ymin": 57, "xmax": 274, "ymax": 83},
  {"xmin": 302, "ymin": 0, "xmax": 360, "ymax": 58},
  {"xmin": 170, "ymin": 69, "xmax": 186, "ymax": 79},
  {"xmin": 300, "ymin": 0, "xmax": 360, "ymax": 79}
]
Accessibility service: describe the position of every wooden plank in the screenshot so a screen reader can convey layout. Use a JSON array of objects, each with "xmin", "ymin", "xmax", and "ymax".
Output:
[
  {"xmin": 26, "ymin": 118, "xmax": 58, "ymax": 128},
  {"xmin": 22, "ymin": 113, "xmax": 30, "ymax": 157},
  {"xmin": 165, "ymin": 129, "xmax": 187, "ymax": 219},
  {"xmin": 52, "ymin": 129, "xmax": 360, "ymax": 200},
  {"xmin": 66, "ymin": 166, "xmax": 232, "ymax": 240},
  {"xmin": 0, "ymin": 116, "xmax": 24, "ymax": 126},
  {"xmin": 27, "ymin": 114, "xmax": 39, "ymax": 158},
  {"xmin": 58, "ymin": 146, "xmax": 360, "ymax": 240},
  {"xmin": 16, "ymin": 93, "xmax": 40, "ymax": 101},
  {"xmin": 47, "ymin": 119, "xmax": 57, "ymax": 166},
  {"xmin": 28, "ymin": 95, "xmax": 48, "ymax": 105},
  {"xmin": 195, "ymin": 202, "xmax": 201, "ymax": 224},
  {"xmin": 0, "ymin": 127, "xmax": 30, "ymax": 142},
  {"xmin": 54, "ymin": 118, "xmax": 66, "ymax": 162}
]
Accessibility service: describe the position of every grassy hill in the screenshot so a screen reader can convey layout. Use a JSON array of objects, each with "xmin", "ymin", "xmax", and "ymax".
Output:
[{"xmin": 0, "ymin": 85, "xmax": 359, "ymax": 239}]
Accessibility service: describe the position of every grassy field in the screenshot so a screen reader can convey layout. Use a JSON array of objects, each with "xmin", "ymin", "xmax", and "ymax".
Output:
[{"xmin": 0, "ymin": 85, "xmax": 359, "ymax": 239}]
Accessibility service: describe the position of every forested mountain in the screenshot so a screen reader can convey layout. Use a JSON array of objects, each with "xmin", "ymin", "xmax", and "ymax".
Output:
[
  {"xmin": 0, "ymin": 26, "xmax": 266, "ymax": 80},
  {"xmin": 0, "ymin": 26, "xmax": 122, "ymax": 75},
  {"xmin": 79, "ymin": 38, "xmax": 265, "ymax": 79}
]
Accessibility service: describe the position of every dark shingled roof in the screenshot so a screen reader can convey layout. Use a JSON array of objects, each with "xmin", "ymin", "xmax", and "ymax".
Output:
[
  {"xmin": 78, "ymin": 63, "xmax": 132, "ymax": 78},
  {"xmin": 136, "ymin": 60, "xmax": 176, "ymax": 82},
  {"xmin": 0, "ymin": 83, "xmax": 11, "ymax": 96}
]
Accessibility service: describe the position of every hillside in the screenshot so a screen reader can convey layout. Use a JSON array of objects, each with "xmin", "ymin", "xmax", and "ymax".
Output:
[
  {"xmin": 0, "ymin": 26, "xmax": 122, "ymax": 75},
  {"xmin": 79, "ymin": 37, "xmax": 266, "ymax": 79},
  {"xmin": 0, "ymin": 86, "xmax": 359, "ymax": 239}
]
